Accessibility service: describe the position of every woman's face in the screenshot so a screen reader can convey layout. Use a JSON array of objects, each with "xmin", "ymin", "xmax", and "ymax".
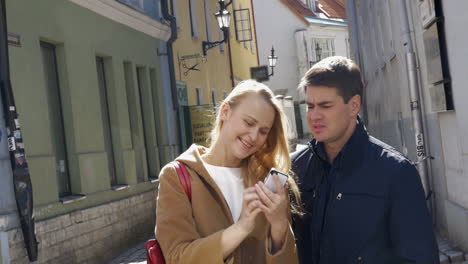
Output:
[{"xmin": 220, "ymin": 93, "xmax": 276, "ymax": 164}]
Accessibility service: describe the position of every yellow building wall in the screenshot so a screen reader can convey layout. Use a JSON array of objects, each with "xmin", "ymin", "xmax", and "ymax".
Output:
[
  {"xmin": 229, "ymin": 0, "xmax": 259, "ymax": 84},
  {"xmin": 172, "ymin": 0, "xmax": 232, "ymax": 106}
]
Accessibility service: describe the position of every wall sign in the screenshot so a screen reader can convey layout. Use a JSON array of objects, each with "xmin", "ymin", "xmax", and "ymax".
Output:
[{"xmin": 250, "ymin": 66, "xmax": 269, "ymax": 82}]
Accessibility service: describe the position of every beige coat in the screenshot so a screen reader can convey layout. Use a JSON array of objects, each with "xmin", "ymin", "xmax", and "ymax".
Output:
[{"xmin": 155, "ymin": 144, "xmax": 298, "ymax": 264}]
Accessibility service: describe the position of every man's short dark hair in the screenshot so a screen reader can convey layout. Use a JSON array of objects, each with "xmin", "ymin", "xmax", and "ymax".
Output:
[{"xmin": 298, "ymin": 56, "xmax": 364, "ymax": 103}]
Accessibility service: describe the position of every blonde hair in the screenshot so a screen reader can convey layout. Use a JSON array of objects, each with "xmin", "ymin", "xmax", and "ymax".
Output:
[{"xmin": 210, "ymin": 80, "xmax": 302, "ymax": 214}]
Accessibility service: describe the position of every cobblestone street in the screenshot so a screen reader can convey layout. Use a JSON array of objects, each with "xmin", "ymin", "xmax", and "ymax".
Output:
[
  {"xmin": 108, "ymin": 233, "xmax": 468, "ymax": 264},
  {"xmin": 109, "ymin": 238, "xmax": 149, "ymax": 264}
]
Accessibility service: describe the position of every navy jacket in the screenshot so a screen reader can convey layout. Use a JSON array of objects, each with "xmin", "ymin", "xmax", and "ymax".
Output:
[{"xmin": 291, "ymin": 120, "xmax": 439, "ymax": 264}]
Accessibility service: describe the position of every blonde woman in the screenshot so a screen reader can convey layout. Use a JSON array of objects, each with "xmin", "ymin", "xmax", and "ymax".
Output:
[{"xmin": 155, "ymin": 80, "xmax": 301, "ymax": 264}]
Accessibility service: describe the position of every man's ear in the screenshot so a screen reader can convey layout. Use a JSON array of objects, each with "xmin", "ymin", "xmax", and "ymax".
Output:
[
  {"xmin": 349, "ymin": 95, "xmax": 361, "ymax": 116},
  {"xmin": 220, "ymin": 102, "xmax": 231, "ymax": 121}
]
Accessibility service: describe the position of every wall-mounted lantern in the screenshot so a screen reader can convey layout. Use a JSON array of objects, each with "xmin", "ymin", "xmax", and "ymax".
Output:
[
  {"xmin": 309, "ymin": 42, "xmax": 322, "ymax": 67},
  {"xmin": 268, "ymin": 46, "xmax": 278, "ymax": 76},
  {"xmin": 202, "ymin": 0, "xmax": 231, "ymax": 56}
]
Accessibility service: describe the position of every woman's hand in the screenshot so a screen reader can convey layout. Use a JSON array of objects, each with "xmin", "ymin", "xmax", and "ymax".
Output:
[
  {"xmin": 221, "ymin": 187, "xmax": 262, "ymax": 260},
  {"xmin": 254, "ymin": 173, "xmax": 289, "ymax": 253},
  {"xmin": 236, "ymin": 187, "xmax": 263, "ymax": 235}
]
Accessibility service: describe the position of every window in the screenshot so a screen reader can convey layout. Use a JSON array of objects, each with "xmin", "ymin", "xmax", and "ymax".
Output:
[
  {"xmin": 136, "ymin": 66, "xmax": 159, "ymax": 180},
  {"xmin": 204, "ymin": 0, "xmax": 212, "ymax": 42},
  {"xmin": 234, "ymin": 8, "xmax": 253, "ymax": 44},
  {"xmin": 173, "ymin": 0, "xmax": 179, "ymax": 28},
  {"xmin": 96, "ymin": 57, "xmax": 117, "ymax": 186},
  {"xmin": 211, "ymin": 89, "xmax": 217, "ymax": 105},
  {"xmin": 345, "ymin": 38, "xmax": 350, "ymax": 58},
  {"xmin": 40, "ymin": 42, "xmax": 71, "ymax": 197},
  {"xmin": 312, "ymin": 38, "xmax": 335, "ymax": 61},
  {"xmin": 219, "ymin": 29, "xmax": 225, "ymax": 52},
  {"xmin": 117, "ymin": 0, "xmax": 145, "ymax": 12},
  {"xmin": 196, "ymin": 88, "xmax": 203, "ymax": 105},
  {"xmin": 189, "ymin": 0, "xmax": 198, "ymax": 38},
  {"xmin": 117, "ymin": 0, "xmax": 160, "ymax": 20},
  {"xmin": 308, "ymin": 0, "xmax": 317, "ymax": 12},
  {"xmin": 123, "ymin": 62, "xmax": 148, "ymax": 182}
]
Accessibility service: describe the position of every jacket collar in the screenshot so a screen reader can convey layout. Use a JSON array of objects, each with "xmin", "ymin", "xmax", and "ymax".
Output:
[
  {"xmin": 175, "ymin": 144, "xmax": 235, "ymax": 224},
  {"xmin": 309, "ymin": 116, "xmax": 368, "ymax": 171},
  {"xmin": 175, "ymin": 144, "xmax": 222, "ymax": 188}
]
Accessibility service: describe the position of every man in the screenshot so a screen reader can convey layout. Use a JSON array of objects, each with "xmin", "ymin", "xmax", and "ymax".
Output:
[{"xmin": 291, "ymin": 56, "xmax": 439, "ymax": 264}]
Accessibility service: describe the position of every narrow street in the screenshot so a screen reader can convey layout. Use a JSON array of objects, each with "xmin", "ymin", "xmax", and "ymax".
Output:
[
  {"xmin": 1, "ymin": 0, "xmax": 468, "ymax": 263},
  {"xmin": 110, "ymin": 239, "xmax": 148, "ymax": 264}
]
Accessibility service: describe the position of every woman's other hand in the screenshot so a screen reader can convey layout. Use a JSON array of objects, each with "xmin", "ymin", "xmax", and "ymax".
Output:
[
  {"xmin": 236, "ymin": 187, "xmax": 262, "ymax": 235},
  {"xmin": 221, "ymin": 187, "xmax": 262, "ymax": 260},
  {"xmin": 254, "ymin": 173, "xmax": 289, "ymax": 253}
]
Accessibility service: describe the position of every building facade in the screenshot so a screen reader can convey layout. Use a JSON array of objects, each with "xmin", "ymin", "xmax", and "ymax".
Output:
[
  {"xmin": 171, "ymin": 0, "xmax": 259, "ymax": 149},
  {"xmin": 346, "ymin": 0, "xmax": 468, "ymax": 252},
  {"xmin": 0, "ymin": 0, "xmax": 176, "ymax": 263},
  {"xmin": 253, "ymin": 0, "xmax": 348, "ymax": 140},
  {"xmin": 229, "ymin": 0, "xmax": 260, "ymax": 85}
]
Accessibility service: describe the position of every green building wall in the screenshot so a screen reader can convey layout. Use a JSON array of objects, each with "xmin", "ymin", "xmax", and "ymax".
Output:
[{"xmin": 6, "ymin": 0, "xmax": 167, "ymax": 219}]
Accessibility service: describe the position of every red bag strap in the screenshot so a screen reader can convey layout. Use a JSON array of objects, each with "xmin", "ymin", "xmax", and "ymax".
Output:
[{"xmin": 173, "ymin": 161, "xmax": 192, "ymax": 203}]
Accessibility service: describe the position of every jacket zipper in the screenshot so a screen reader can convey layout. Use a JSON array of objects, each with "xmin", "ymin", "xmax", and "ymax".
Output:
[{"xmin": 319, "ymin": 166, "xmax": 341, "ymax": 260}]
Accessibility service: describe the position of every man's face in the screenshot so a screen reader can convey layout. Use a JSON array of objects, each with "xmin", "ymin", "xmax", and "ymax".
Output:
[{"xmin": 305, "ymin": 85, "xmax": 360, "ymax": 145}]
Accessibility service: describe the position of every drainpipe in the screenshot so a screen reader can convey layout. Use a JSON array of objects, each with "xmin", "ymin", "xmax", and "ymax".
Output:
[
  {"xmin": 227, "ymin": 34, "xmax": 235, "ymax": 88},
  {"xmin": 398, "ymin": 0, "xmax": 433, "ymax": 212},
  {"xmin": 161, "ymin": 0, "xmax": 182, "ymax": 153},
  {"xmin": 161, "ymin": 0, "xmax": 177, "ymax": 109},
  {"xmin": 346, "ymin": 0, "xmax": 368, "ymax": 125},
  {"xmin": 250, "ymin": 0, "xmax": 260, "ymax": 66},
  {"xmin": 0, "ymin": 0, "xmax": 38, "ymax": 260},
  {"xmin": 224, "ymin": 2, "xmax": 235, "ymax": 88}
]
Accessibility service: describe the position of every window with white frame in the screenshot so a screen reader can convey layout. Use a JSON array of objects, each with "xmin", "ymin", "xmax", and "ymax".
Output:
[{"xmin": 311, "ymin": 38, "xmax": 335, "ymax": 61}]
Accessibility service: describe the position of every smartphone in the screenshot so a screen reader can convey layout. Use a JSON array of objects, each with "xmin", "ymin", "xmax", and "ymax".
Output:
[{"xmin": 264, "ymin": 168, "xmax": 289, "ymax": 193}]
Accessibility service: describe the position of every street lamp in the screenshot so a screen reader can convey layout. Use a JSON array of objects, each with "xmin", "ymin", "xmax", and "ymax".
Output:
[
  {"xmin": 309, "ymin": 42, "xmax": 322, "ymax": 67},
  {"xmin": 202, "ymin": 0, "xmax": 231, "ymax": 56},
  {"xmin": 268, "ymin": 46, "xmax": 278, "ymax": 76}
]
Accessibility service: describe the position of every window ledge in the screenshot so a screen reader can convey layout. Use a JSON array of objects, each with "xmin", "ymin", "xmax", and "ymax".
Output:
[
  {"xmin": 111, "ymin": 184, "xmax": 130, "ymax": 191},
  {"xmin": 149, "ymin": 177, "xmax": 159, "ymax": 184},
  {"xmin": 67, "ymin": 0, "xmax": 171, "ymax": 41},
  {"xmin": 60, "ymin": 194, "xmax": 87, "ymax": 204}
]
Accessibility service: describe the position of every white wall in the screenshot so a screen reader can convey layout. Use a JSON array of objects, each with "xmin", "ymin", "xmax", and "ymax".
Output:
[
  {"xmin": 346, "ymin": 0, "xmax": 468, "ymax": 250},
  {"xmin": 252, "ymin": 0, "xmax": 307, "ymax": 98},
  {"xmin": 438, "ymin": 1, "xmax": 468, "ymax": 247},
  {"xmin": 443, "ymin": 0, "xmax": 468, "ymax": 159},
  {"xmin": 296, "ymin": 24, "xmax": 349, "ymax": 79}
]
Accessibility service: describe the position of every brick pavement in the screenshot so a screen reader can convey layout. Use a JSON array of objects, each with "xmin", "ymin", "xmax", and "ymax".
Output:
[
  {"xmin": 111, "ymin": 234, "xmax": 468, "ymax": 264},
  {"xmin": 438, "ymin": 234, "xmax": 468, "ymax": 264},
  {"xmin": 109, "ymin": 238, "xmax": 149, "ymax": 264}
]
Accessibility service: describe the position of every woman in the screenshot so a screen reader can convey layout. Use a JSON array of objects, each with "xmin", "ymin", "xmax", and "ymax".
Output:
[{"xmin": 155, "ymin": 80, "xmax": 301, "ymax": 264}]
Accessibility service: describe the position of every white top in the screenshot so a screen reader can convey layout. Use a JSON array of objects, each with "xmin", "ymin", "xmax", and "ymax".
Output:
[{"xmin": 204, "ymin": 163, "xmax": 245, "ymax": 223}]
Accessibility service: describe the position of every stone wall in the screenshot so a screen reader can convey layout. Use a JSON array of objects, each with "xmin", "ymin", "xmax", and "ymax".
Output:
[{"xmin": 8, "ymin": 190, "xmax": 156, "ymax": 264}]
